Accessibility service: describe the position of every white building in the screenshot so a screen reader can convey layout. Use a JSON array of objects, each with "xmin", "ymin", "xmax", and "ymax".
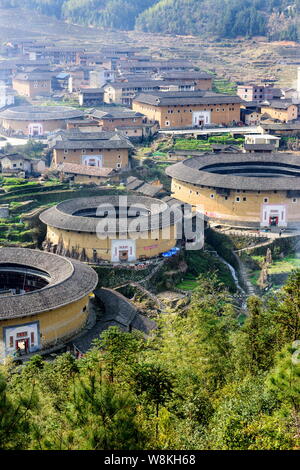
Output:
[
  {"xmin": 90, "ymin": 68, "xmax": 115, "ymax": 88},
  {"xmin": 0, "ymin": 86, "xmax": 15, "ymax": 110}
]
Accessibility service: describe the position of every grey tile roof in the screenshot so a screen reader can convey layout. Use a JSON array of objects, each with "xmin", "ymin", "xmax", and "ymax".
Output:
[
  {"xmin": 13, "ymin": 72, "xmax": 53, "ymax": 81},
  {"xmin": 166, "ymin": 153, "xmax": 300, "ymax": 191},
  {"xmin": 0, "ymin": 248, "xmax": 98, "ymax": 320},
  {"xmin": 49, "ymin": 129, "xmax": 133, "ymax": 150},
  {"xmin": 262, "ymin": 100, "xmax": 295, "ymax": 110},
  {"xmin": 90, "ymin": 107, "xmax": 143, "ymax": 120},
  {"xmin": 58, "ymin": 162, "xmax": 115, "ymax": 177},
  {"xmin": 79, "ymin": 88, "xmax": 104, "ymax": 94},
  {"xmin": 134, "ymin": 91, "xmax": 242, "ymax": 106},
  {"xmin": 160, "ymin": 71, "xmax": 213, "ymax": 80},
  {"xmin": 0, "ymin": 105, "xmax": 84, "ymax": 121},
  {"xmin": 244, "ymin": 144, "xmax": 275, "ymax": 151},
  {"xmin": 40, "ymin": 195, "xmax": 182, "ymax": 233}
]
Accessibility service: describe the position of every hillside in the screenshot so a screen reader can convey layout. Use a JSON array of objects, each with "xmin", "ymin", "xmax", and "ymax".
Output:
[
  {"xmin": 0, "ymin": 0, "xmax": 299, "ymax": 40},
  {"xmin": 136, "ymin": 0, "xmax": 300, "ymax": 41}
]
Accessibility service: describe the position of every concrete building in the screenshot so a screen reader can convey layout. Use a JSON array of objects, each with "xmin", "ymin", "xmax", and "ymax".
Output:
[
  {"xmin": 243, "ymin": 134, "xmax": 280, "ymax": 153},
  {"xmin": 90, "ymin": 68, "xmax": 116, "ymax": 88},
  {"xmin": 133, "ymin": 91, "xmax": 242, "ymax": 128},
  {"xmin": 40, "ymin": 195, "xmax": 180, "ymax": 263},
  {"xmin": 166, "ymin": 153, "xmax": 300, "ymax": 229},
  {"xmin": 0, "ymin": 85, "xmax": 15, "ymax": 109},
  {"xmin": 237, "ymin": 84, "xmax": 283, "ymax": 102},
  {"xmin": 0, "ymin": 247, "xmax": 98, "ymax": 360}
]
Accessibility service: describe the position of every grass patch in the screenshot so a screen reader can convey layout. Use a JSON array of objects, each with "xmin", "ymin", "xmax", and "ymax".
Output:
[{"xmin": 268, "ymin": 256, "xmax": 300, "ymax": 274}]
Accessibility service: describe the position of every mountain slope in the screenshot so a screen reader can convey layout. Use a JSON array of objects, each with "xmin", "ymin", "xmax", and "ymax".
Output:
[
  {"xmin": 136, "ymin": 0, "xmax": 300, "ymax": 40},
  {"xmin": 0, "ymin": 0, "xmax": 299, "ymax": 39}
]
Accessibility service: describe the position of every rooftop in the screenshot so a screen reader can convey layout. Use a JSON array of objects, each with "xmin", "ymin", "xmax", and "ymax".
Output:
[
  {"xmin": 0, "ymin": 248, "xmax": 98, "ymax": 320},
  {"xmin": 90, "ymin": 107, "xmax": 143, "ymax": 120},
  {"xmin": 48, "ymin": 129, "xmax": 133, "ymax": 150},
  {"xmin": 40, "ymin": 195, "xmax": 181, "ymax": 234},
  {"xmin": 166, "ymin": 153, "xmax": 300, "ymax": 191},
  {"xmin": 58, "ymin": 162, "xmax": 115, "ymax": 177},
  {"xmin": 133, "ymin": 91, "xmax": 242, "ymax": 106},
  {"xmin": 0, "ymin": 105, "xmax": 84, "ymax": 121}
]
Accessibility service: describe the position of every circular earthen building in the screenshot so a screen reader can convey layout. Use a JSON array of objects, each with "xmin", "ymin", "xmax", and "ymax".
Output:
[
  {"xmin": 0, "ymin": 105, "xmax": 84, "ymax": 136},
  {"xmin": 166, "ymin": 153, "xmax": 300, "ymax": 228},
  {"xmin": 0, "ymin": 247, "xmax": 98, "ymax": 359},
  {"xmin": 40, "ymin": 195, "xmax": 181, "ymax": 263}
]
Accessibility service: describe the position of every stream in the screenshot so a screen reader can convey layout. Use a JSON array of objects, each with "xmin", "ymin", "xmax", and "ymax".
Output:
[{"xmin": 205, "ymin": 250, "xmax": 248, "ymax": 310}]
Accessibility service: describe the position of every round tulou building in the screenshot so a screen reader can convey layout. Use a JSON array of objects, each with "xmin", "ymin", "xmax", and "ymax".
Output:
[
  {"xmin": 0, "ymin": 248, "xmax": 98, "ymax": 359},
  {"xmin": 0, "ymin": 105, "xmax": 84, "ymax": 136},
  {"xmin": 166, "ymin": 153, "xmax": 300, "ymax": 229},
  {"xmin": 39, "ymin": 195, "xmax": 181, "ymax": 263}
]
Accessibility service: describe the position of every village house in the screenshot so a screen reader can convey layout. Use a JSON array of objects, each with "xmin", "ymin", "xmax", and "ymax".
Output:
[
  {"xmin": 57, "ymin": 162, "xmax": 118, "ymax": 185},
  {"xmin": 103, "ymin": 80, "xmax": 195, "ymax": 106},
  {"xmin": 116, "ymin": 59, "xmax": 193, "ymax": 76},
  {"xmin": 51, "ymin": 72, "xmax": 70, "ymax": 92},
  {"xmin": 39, "ymin": 47, "xmax": 86, "ymax": 65},
  {"xmin": 0, "ymin": 153, "xmax": 46, "ymax": 175},
  {"xmin": 76, "ymin": 52, "xmax": 104, "ymax": 66},
  {"xmin": 0, "ymin": 61, "xmax": 15, "ymax": 85},
  {"xmin": 49, "ymin": 129, "xmax": 133, "ymax": 171},
  {"xmin": 0, "ymin": 85, "xmax": 15, "ymax": 109},
  {"xmin": 90, "ymin": 68, "xmax": 116, "ymax": 88},
  {"xmin": 237, "ymin": 84, "xmax": 283, "ymax": 102},
  {"xmin": 158, "ymin": 71, "xmax": 213, "ymax": 90},
  {"xmin": 260, "ymin": 100, "xmax": 298, "ymax": 122},
  {"xmin": 78, "ymin": 88, "xmax": 104, "ymax": 107},
  {"xmin": 89, "ymin": 107, "xmax": 158, "ymax": 141},
  {"xmin": 243, "ymin": 134, "xmax": 280, "ymax": 153},
  {"xmin": 12, "ymin": 72, "xmax": 53, "ymax": 98},
  {"xmin": 241, "ymin": 108, "xmax": 261, "ymax": 126},
  {"xmin": 68, "ymin": 67, "xmax": 92, "ymax": 92},
  {"xmin": 132, "ymin": 91, "xmax": 242, "ymax": 128},
  {"xmin": 258, "ymin": 122, "xmax": 300, "ymax": 136}
]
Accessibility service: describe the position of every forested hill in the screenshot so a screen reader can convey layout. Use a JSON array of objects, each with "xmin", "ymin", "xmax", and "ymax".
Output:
[
  {"xmin": 136, "ymin": 0, "xmax": 300, "ymax": 41},
  {"xmin": 0, "ymin": 0, "xmax": 299, "ymax": 40}
]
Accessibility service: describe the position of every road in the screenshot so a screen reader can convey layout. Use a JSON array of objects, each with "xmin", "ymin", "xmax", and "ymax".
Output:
[
  {"xmin": 0, "ymin": 135, "xmax": 47, "ymax": 149},
  {"xmin": 158, "ymin": 126, "xmax": 261, "ymax": 137}
]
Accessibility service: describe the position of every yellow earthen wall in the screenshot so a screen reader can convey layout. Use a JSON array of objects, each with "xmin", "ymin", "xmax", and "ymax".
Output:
[
  {"xmin": 171, "ymin": 178, "xmax": 300, "ymax": 224},
  {"xmin": 132, "ymin": 101, "xmax": 241, "ymax": 127}
]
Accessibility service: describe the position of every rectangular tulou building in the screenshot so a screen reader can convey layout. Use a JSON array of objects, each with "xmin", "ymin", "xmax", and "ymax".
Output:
[
  {"xmin": 49, "ymin": 129, "xmax": 133, "ymax": 171},
  {"xmin": 132, "ymin": 91, "xmax": 242, "ymax": 128}
]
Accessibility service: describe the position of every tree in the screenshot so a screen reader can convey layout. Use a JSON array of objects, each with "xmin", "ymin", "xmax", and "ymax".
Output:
[
  {"xmin": 232, "ymin": 296, "xmax": 279, "ymax": 374},
  {"xmin": 131, "ymin": 362, "xmax": 174, "ymax": 440},
  {"xmin": 93, "ymin": 326, "xmax": 143, "ymax": 383},
  {"xmin": 270, "ymin": 270, "xmax": 300, "ymax": 345},
  {"xmin": 0, "ymin": 373, "xmax": 38, "ymax": 449}
]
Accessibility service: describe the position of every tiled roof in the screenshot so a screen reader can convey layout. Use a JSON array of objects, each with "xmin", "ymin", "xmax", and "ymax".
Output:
[
  {"xmin": 58, "ymin": 162, "xmax": 115, "ymax": 177},
  {"xmin": 0, "ymin": 248, "xmax": 98, "ymax": 319},
  {"xmin": 133, "ymin": 91, "xmax": 242, "ymax": 106},
  {"xmin": 0, "ymin": 105, "xmax": 84, "ymax": 121},
  {"xmin": 40, "ymin": 195, "xmax": 182, "ymax": 233},
  {"xmin": 48, "ymin": 129, "xmax": 133, "ymax": 150},
  {"xmin": 166, "ymin": 153, "xmax": 300, "ymax": 191},
  {"xmin": 90, "ymin": 107, "xmax": 143, "ymax": 120}
]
